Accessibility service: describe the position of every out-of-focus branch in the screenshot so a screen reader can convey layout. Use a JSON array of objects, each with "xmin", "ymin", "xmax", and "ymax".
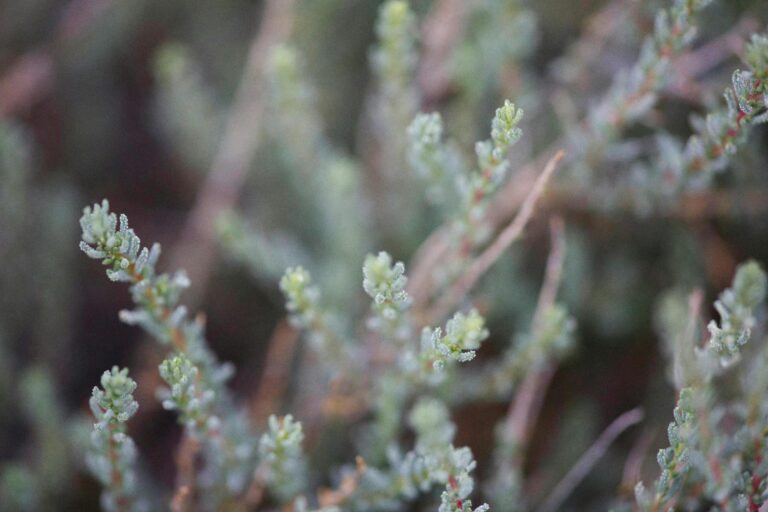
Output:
[
  {"xmin": 171, "ymin": 434, "xmax": 199, "ymax": 512},
  {"xmin": 619, "ymin": 428, "xmax": 656, "ymax": 496},
  {"xmin": 170, "ymin": 0, "xmax": 296, "ymax": 305},
  {"xmin": 248, "ymin": 320, "xmax": 300, "ymax": 426},
  {"xmin": 497, "ymin": 215, "xmax": 570, "ymax": 499},
  {"xmin": 410, "ymin": 11, "xmax": 752, "ymax": 305},
  {"xmin": 0, "ymin": 0, "xmax": 109, "ymax": 118},
  {"xmin": 417, "ymin": 0, "xmax": 472, "ymax": 108},
  {"xmin": 537, "ymin": 408, "xmax": 644, "ymax": 512},
  {"xmin": 533, "ymin": 216, "xmax": 566, "ymax": 328},
  {"xmin": 0, "ymin": 52, "xmax": 53, "ymax": 118},
  {"xmin": 425, "ymin": 150, "xmax": 564, "ymax": 323}
]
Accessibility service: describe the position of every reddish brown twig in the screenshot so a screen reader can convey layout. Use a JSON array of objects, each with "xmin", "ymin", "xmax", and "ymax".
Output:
[
  {"xmin": 497, "ymin": 212, "xmax": 570, "ymax": 496},
  {"xmin": 170, "ymin": 0, "xmax": 296, "ymax": 305},
  {"xmin": 537, "ymin": 408, "xmax": 645, "ymax": 512},
  {"xmin": 620, "ymin": 428, "xmax": 657, "ymax": 496}
]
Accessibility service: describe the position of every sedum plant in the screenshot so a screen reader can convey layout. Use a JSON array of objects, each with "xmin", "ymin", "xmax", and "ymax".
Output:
[
  {"xmin": 7, "ymin": 0, "xmax": 768, "ymax": 511},
  {"xmin": 87, "ymin": 367, "xmax": 143, "ymax": 512}
]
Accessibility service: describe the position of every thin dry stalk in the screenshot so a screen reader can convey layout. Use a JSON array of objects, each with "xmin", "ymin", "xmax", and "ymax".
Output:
[
  {"xmin": 500, "ymin": 211, "xmax": 571, "ymax": 491},
  {"xmin": 620, "ymin": 428, "xmax": 657, "ymax": 495},
  {"xmin": 533, "ymin": 216, "xmax": 567, "ymax": 328},
  {"xmin": 426, "ymin": 150, "xmax": 565, "ymax": 323},
  {"xmin": 537, "ymin": 408, "xmax": 644, "ymax": 512}
]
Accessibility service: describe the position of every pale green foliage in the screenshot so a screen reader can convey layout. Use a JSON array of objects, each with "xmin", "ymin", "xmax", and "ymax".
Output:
[
  {"xmin": 371, "ymin": 0, "xmax": 417, "ymax": 100},
  {"xmin": 158, "ymin": 354, "xmax": 216, "ymax": 436},
  {"xmin": 408, "ymin": 399, "xmax": 488, "ymax": 512},
  {"xmin": 60, "ymin": 3, "xmax": 768, "ymax": 510},
  {"xmin": 587, "ymin": 0, "xmax": 713, "ymax": 142},
  {"xmin": 80, "ymin": 200, "xmax": 232, "ymax": 386},
  {"xmin": 648, "ymin": 33, "xmax": 768, "ymax": 199},
  {"xmin": 706, "ymin": 261, "xmax": 766, "ymax": 365},
  {"xmin": 363, "ymin": 251, "xmax": 410, "ymax": 320},
  {"xmin": 425, "ymin": 309, "xmax": 489, "ymax": 370},
  {"xmin": 635, "ymin": 388, "xmax": 700, "ymax": 510},
  {"xmin": 351, "ymin": 398, "xmax": 489, "ymax": 510},
  {"xmin": 281, "ymin": 266, "xmax": 320, "ymax": 324},
  {"xmin": 258, "ymin": 414, "xmax": 307, "ymax": 503},
  {"xmin": 469, "ymin": 101, "xmax": 524, "ymax": 213},
  {"xmin": 635, "ymin": 261, "xmax": 768, "ymax": 510},
  {"xmin": 217, "ymin": 210, "xmax": 306, "ymax": 282},
  {"xmin": 87, "ymin": 367, "xmax": 143, "ymax": 512},
  {"xmin": 80, "ymin": 202, "xmax": 257, "ymax": 506}
]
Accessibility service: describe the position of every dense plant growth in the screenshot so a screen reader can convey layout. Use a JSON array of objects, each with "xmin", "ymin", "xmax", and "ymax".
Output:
[{"xmin": 2, "ymin": 0, "xmax": 768, "ymax": 511}]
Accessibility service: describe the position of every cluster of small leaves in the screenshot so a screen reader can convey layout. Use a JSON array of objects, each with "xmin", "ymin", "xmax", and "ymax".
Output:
[
  {"xmin": 80, "ymin": 200, "xmax": 236, "ymax": 392},
  {"xmin": 586, "ymin": 0, "xmax": 712, "ymax": 145},
  {"xmin": 371, "ymin": 0, "xmax": 417, "ymax": 103},
  {"xmin": 363, "ymin": 251, "xmax": 412, "ymax": 344},
  {"xmin": 363, "ymin": 252, "xmax": 409, "ymax": 317},
  {"xmin": 158, "ymin": 355, "xmax": 257, "ymax": 504},
  {"xmin": 706, "ymin": 261, "xmax": 766, "ymax": 366},
  {"xmin": 636, "ymin": 388, "xmax": 699, "ymax": 510},
  {"xmin": 634, "ymin": 262, "xmax": 768, "ymax": 510},
  {"xmin": 354, "ymin": 399, "xmax": 488, "ymax": 511},
  {"xmin": 422, "ymin": 309, "xmax": 489, "ymax": 372},
  {"xmin": 464, "ymin": 100, "xmax": 524, "ymax": 224},
  {"xmin": 409, "ymin": 399, "xmax": 488, "ymax": 512},
  {"xmin": 158, "ymin": 354, "xmax": 217, "ymax": 438},
  {"xmin": 87, "ymin": 367, "xmax": 144, "ymax": 512},
  {"xmin": 80, "ymin": 201, "xmax": 257, "ymax": 505},
  {"xmin": 653, "ymin": 33, "xmax": 768, "ymax": 196},
  {"xmin": 258, "ymin": 414, "xmax": 307, "ymax": 504}
]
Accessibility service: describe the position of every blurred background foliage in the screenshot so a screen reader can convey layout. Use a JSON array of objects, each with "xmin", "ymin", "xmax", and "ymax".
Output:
[{"xmin": 1, "ymin": 0, "xmax": 768, "ymax": 510}]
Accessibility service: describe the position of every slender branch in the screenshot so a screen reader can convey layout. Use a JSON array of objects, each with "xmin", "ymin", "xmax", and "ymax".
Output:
[
  {"xmin": 498, "ymin": 216, "xmax": 571, "ymax": 497},
  {"xmin": 426, "ymin": 150, "xmax": 564, "ymax": 322},
  {"xmin": 620, "ymin": 428, "xmax": 656, "ymax": 495},
  {"xmin": 170, "ymin": 0, "xmax": 296, "ymax": 305},
  {"xmin": 533, "ymin": 216, "xmax": 567, "ymax": 328},
  {"xmin": 536, "ymin": 408, "xmax": 645, "ymax": 512}
]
